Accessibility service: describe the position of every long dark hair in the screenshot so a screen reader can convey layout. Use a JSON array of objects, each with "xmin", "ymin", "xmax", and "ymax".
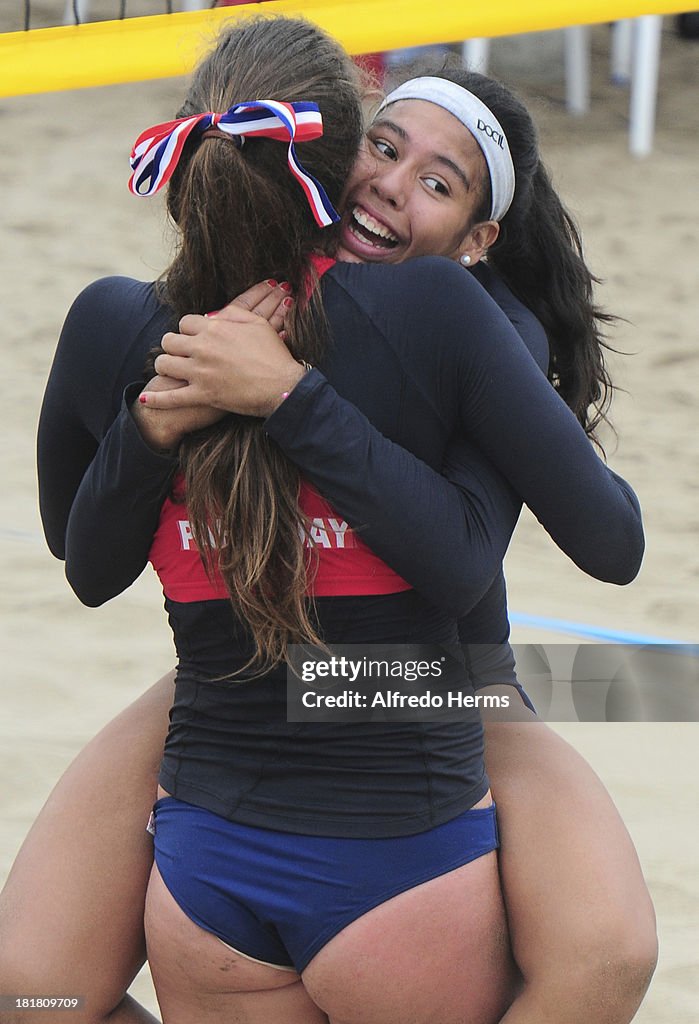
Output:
[
  {"xmin": 422, "ymin": 69, "xmax": 616, "ymax": 442},
  {"xmin": 162, "ymin": 16, "xmax": 364, "ymax": 669}
]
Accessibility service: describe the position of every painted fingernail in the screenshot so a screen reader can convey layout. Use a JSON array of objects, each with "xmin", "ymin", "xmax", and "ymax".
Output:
[
  {"xmin": 266, "ymin": 279, "xmax": 278, "ymax": 288},
  {"xmin": 139, "ymin": 394, "xmax": 148, "ymax": 404},
  {"xmin": 279, "ymin": 281, "xmax": 293, "ymax": 293},
  {"xmin": 282, "ymin": 297, "xmax": 294, "ymax": 309}
]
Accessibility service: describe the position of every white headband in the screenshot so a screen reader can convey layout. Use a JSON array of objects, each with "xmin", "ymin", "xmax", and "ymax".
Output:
[{"xmin": 376, "ymin": 76, "xmax": 515, "ymax": 223}]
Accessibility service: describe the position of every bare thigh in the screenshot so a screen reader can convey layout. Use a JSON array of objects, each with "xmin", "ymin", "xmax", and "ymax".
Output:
[
  {"xmin": 144, "ymin": 864, "xmax": 329, "ymax": 1024},
  {"xmin": 0, "ymin": 674, "xmax": 173, "ymax": 1023},
  {"xmin": 483, "ymin": 717, "xmax": 657, "ymax": 1013},
  {"xmin": 302, "ymin": 797, "xmax": 518, "ymax": 1024}
]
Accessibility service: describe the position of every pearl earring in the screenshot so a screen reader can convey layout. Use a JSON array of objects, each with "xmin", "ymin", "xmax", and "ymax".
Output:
[{"xmin": 459, "ymin": 253, "xmax": 471, "ymax": 267}]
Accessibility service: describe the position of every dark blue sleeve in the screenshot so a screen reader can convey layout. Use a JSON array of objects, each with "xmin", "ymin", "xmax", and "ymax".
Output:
[
  {"xmin": 442, "ymin": 265, "xmax": 644, "ymax": 584},
  {"xmin": 364, "ymin": 258, "xmax": 644, "ymax": 585},
  {"xmin": 37, "ymin": 279, "xmax": 124, "ymax": 558},
  {"xmin": 37, "ymin": 277, "xmax": 176, "ymax": 602},
  {"xmin": 265, "ymin": 369, "xmax": 521, "ymax": 618},
  {"xmin": 263, "ymin": 265, "xmax": 548, "ymax": 619},
  {"xmin": 456, "ymin": 571, "xmax": 530, "ymax": 700},
  {"xmin": 64, "ymin": 386, "xmax": 177, "ymax": 606},
  {"xmin": 266, "ymin": 258, "xmax": 643, "ymax": 601}
]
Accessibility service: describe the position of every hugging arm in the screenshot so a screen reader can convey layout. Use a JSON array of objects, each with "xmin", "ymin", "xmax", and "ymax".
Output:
[
  {"xmin": 41, "ymin": 279, "xmax": 283, "ymax": 606},
  {"xmin": 54, "ymin": 262, "xmax": 642, "ymax": 612},
  {"xmin": 63, "ymin": 387, "xmax": 177, "ymax": 606},
  {"xmin": 37, "ymin": 284, "xmax": 116, "ymax": 559},
  {"xmin": 54, "ymin": 273, "xmax": 538, "ymax": 615},
  {"xmin": 260, "ymin": 260, "xmax": 641, "ymax": 598},
  {"xmin": 37, "ymin": 276, "xmax": 175, "ymax": 569},
  {"xmin": 262, "ymin": 362, "xmax": 642, "ymax": 602},
  {"xmin": 265, "ymin": 376, "xmax": 522, "ymax": 616},
  {"xmin": 64, "ymin": 369, "xmax": 522, "ymax": 614},
  {"xmin": 324, "ymin": 258, "xmax": 644, "ymax": 586},
  {"xmin": 448, "ymin": 299, "xmax": 644, "ymax": 583}
]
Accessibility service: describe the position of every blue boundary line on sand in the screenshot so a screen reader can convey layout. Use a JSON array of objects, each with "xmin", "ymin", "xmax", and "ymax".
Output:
[{"xmin": 510, "ymin": 612, "xmax": 697, "ymax": 650}]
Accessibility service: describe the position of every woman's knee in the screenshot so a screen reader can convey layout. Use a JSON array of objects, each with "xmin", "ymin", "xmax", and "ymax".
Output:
[
  {"xmin": 521, "ymin": 942, "xmax": 656, "ymax": 1024},
  {"xmin": 514, "ymin": 869, "xmax": 657, "ymax": 1021},
  {"xmin": 580, "ymin": 907, "xmax": 658, "ymax": 1012},
  {"xmin": 485, "ymin": 721, "xmax": 657, "ymax": 1017}
]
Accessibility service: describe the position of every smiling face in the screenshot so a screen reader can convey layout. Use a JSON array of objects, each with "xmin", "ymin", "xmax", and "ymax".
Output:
[{"xmin": 337, "ymin": 99, "xmax": 498, "ymax": 266}]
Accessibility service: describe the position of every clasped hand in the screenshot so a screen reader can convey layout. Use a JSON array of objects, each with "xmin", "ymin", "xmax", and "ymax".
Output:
[{"xmin": 134, "ymin": 280, "xmax": 303, "ymax": 451}]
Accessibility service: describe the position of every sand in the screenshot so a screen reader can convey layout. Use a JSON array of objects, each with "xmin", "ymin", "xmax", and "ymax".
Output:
[{"xmin": 0, "ymin": 8, "xmax": 697, "ymax": 1020}]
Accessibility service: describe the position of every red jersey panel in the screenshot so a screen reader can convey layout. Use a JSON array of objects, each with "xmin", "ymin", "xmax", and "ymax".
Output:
[{"xmin": 149, "ymin": 477, "xmax": 411, "ymax": 602}]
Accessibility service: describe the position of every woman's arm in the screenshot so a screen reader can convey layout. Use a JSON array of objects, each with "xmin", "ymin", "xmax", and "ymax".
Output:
[
  {"xmin": 65, "ymin": 365, "xmax": 523, "ymax": 614},
  {"xmin": 56, "ymin": 273, "xmax": 535, "ymax": 612},
  {"xmin": 264, "ymin": 372, "xmax": 522, "ymax": 616},
  {"xmin": 443, "ymin": 268, "xmax": 644, "ymax": 584},
  {"xmin": 262, "ymin": 366, "xmax": 641, "ymax": 593},
  {"xmin": 62, "ymin": 261, "xmax": 642, "ymax": 610},
  {"xmin": 63, "ymin": 386, "xmax": 178, "ymax": 605},
  {"xmin": 37, "ymin": 277, "xmax": 174, "ymax": 558},
  {"xmin": 39, "ymin": 281, "xmax": 280, "ymax": 606},
  {"xmin": 325, "ymin": 257, "xmax": 644, "ymax": 586},
  {"xmin": 37, "ymin": 278, "xmax": 180, "ymax": 605},
  {"xmin": 144, "ymin": 260, "xmax": 642, "ymax": 602}
]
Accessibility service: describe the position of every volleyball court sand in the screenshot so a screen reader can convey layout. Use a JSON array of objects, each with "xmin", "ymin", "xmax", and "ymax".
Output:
[{"xmin": 0, "ymin": 11, "xmax": 697, "ymax": 1019}]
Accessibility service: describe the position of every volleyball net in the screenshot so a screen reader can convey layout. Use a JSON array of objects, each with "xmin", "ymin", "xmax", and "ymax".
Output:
[{"xmin": 2, "ymin": 0, "xmax": 697, "ymax": 98}]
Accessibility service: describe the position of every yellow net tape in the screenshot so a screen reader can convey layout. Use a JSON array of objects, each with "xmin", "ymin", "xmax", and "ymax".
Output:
[{"xmin": 1, "ymin": 0, "xmax": 694, "ymax": 98}]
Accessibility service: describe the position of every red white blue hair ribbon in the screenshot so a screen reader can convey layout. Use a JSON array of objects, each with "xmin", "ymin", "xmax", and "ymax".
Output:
[{"xmin": 128, "ymin": 99, "xmax": 339, "ymax": 228}]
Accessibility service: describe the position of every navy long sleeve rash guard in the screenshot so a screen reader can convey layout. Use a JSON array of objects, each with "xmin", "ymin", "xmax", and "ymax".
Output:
[{"xmin": 38, "ymin": 257, "xmax": 643, "ymax": 647}]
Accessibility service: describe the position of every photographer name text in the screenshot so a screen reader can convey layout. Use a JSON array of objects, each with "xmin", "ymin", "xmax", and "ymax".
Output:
[{"xmin": 300, "ymin": 689, "xmax": 509, "ymax": 709}]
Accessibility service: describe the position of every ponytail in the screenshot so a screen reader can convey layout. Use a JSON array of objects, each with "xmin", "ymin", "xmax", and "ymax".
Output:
[{"xmin": 159, "ymin": 16, "xmax": 363, "ymax": 670}]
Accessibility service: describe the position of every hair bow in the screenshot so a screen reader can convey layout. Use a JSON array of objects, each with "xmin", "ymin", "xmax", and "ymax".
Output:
[{"xmin": 128, "ymin": 99, "xmax": 339, "ymax": 228}]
